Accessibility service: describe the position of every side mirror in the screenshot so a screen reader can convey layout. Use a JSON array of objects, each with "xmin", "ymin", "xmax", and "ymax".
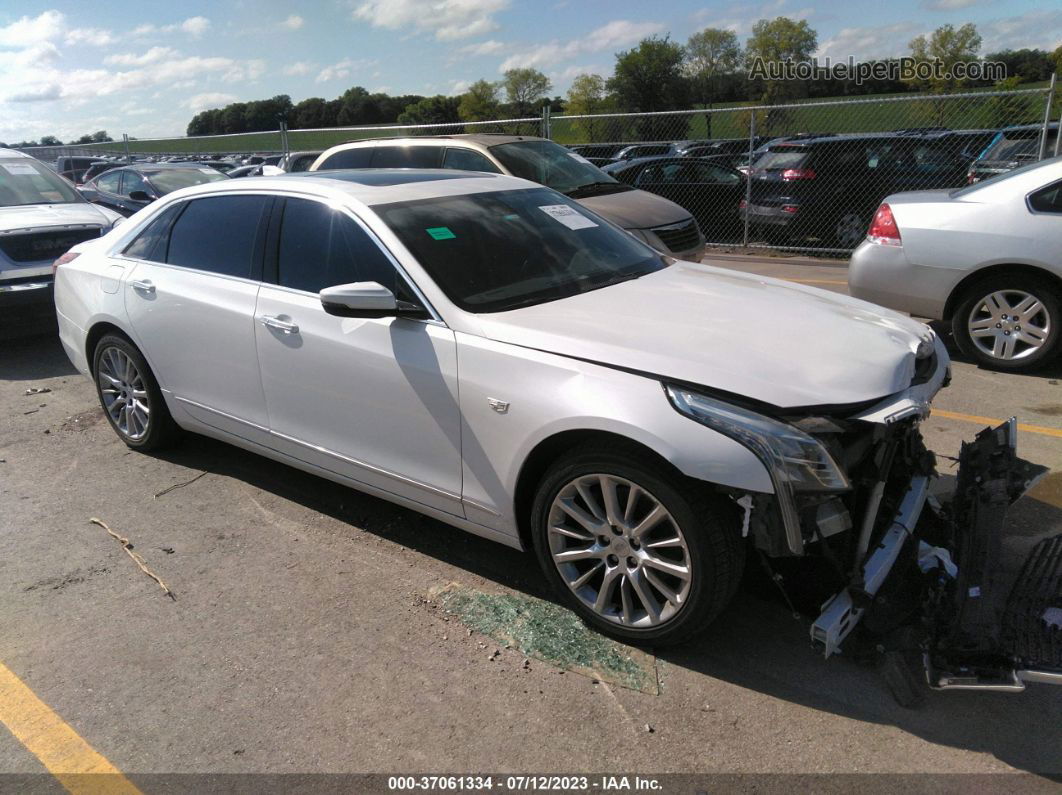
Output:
[
  {"xmin": 128, "ymin": 190, "xmax": 152, "ymax": 202},
  {"xmin": 320, "ymin": 282, "xmax": 427, "ymax": 319}
]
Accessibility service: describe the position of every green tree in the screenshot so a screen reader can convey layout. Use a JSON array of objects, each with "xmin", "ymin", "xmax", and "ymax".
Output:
[
  {"xmin": 685, "ymin": 28, "xmax": 742, "ymax": 106},
  {"xmin": 458, "ymin": 79, "xmax": 501, "ymax": 122},
  {"xmin": 39, "ymin": 135, "xmax": 62, "ymax": 146},
  {"xmin": 502, "ymin": 68, "xmax": 552, "ymax": 117},
  {"xmin": 746, "ymin": 16, "xmax": 817, "ymax": 120},
  {"xmin": 907, "ymin": 23, "xmax": 982, "ymax": 92},
  {"xmin": 565, "ymin": 73, "xmax": 611, "ymax": 141},
  {"xmin": 397, "ymin": 95, "xmax": 462, "ymax": 131},
  {"xmin": 607, "ymin": 36, "xmax": 690, "ymax": 139}
]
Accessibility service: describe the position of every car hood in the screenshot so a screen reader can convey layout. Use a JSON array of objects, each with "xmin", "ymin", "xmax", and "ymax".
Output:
[
  {"xmin": 475, "ymin": 262, "xmax": 935, "ymax": 409},
  {"xmin": 0, "ymin": 202, "xmax": 118, "ymax": 233},
  {"xmin": 576, "ymin": 188, "xmax": 690, "ymax": 230}
]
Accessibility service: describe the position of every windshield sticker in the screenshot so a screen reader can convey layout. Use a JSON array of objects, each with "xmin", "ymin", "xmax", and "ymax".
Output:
[
  {"xmin": 568, "ymin": 152, "xmax": 592, "ymax": 165},
  {"xmin": 198, "ymin": 168, "xmax": 217, "ymax": 174},
  {"xmin": 538, "ymin": 204, "xmax": 598, "ymax": 230},
  {"xmin": 426, "ymin": 226, "xmax": 456, "ymax": 240},
  {"xmin": 1, "ymin": 163, "xmax": 39, "ymax": 176}
]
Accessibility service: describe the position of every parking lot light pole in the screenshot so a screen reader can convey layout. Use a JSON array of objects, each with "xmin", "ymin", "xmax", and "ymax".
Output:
[{"xmin": 742, "ymin": 110, "xmax": 755, "ymax": 247}]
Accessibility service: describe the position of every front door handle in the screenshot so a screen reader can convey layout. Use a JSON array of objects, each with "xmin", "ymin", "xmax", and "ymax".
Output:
[
  {"xmin": 259, "ymin": 314, "xmax": 299, "ymax": 334},
  {"xmin": 130, "ymin": 279, "xmax": 155, "ymax": 293}
]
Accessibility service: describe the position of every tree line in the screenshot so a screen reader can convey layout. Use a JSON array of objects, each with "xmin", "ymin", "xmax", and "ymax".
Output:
[{"xmin": 6, "ymin": 18, "xmax": 1059, "ymax": 147}]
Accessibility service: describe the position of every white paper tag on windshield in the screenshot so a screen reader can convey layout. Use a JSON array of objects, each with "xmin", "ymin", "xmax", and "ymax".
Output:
[
  {"xmin": 1, "ymin": 163, "xmax": 38, "ymax": 175},
  {"xmin": 198, "ymin": 167, "xmax": 217, "ymax": 174},
  {"xmin": 538, "ymin": 204, "xmax": 598, "ymax": 230},
  {"xmin": 568, "ymin": 152, "xmax": 592, "ymax": 164}
]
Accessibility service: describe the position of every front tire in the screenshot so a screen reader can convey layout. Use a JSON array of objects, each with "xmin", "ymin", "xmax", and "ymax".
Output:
[
  {"xmin": 93, "ymin": 333, "xmax": 180, "ymax": 451},
  {"xmin": 530, "ymin": 442, "xmax": 744, "ymax": 646},
  {"xmin": 952, "ymin": 276, "xmax": 1061, "ymax": 372}
]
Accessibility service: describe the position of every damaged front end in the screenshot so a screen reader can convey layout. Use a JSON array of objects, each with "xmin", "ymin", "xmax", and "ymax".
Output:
[{"xmin": 803, "ymin": 416, "xmax": 1058, "ymax": 704}]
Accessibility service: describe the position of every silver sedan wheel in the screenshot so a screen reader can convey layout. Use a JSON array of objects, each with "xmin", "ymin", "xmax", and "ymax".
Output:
[
  {"xmin": 835, "ymin": 213, "xmax": 865, "ymax": 248},
  {"xmin": 547, "ymin": 474, "xmax": 692, "ymax": 629},
  {"xmin": 967, "ymin": 289, "xmax": 1051, "ymax": 361},
  {"xmin": 97, "ymin": 346, "xmax": 151, "ymax": 440}
]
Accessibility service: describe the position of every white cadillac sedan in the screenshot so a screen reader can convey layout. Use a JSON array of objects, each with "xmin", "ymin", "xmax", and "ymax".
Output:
[{"xmin": 54, "ymin": 169, "xmax": 951, "ymax": 650}]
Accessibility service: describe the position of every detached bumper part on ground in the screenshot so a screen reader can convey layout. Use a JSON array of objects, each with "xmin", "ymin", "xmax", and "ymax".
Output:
[{"xmin": 810, "ymin": 417, "xmax": 1061, "ymax": 703}]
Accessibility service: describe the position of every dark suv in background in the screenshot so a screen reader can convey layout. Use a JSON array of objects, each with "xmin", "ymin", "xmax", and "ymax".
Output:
[
  {"xmin": 967, "ymin": 122, "xmax": 1060, "ymax": 183},
  {"xmin": 740, "ymin": 132, "xmax": 974, "ymax": 249}
]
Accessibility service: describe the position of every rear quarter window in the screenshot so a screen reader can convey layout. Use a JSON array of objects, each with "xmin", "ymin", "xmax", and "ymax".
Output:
[
  {"xmin": 371, "ymin": 146, "xmax": 441, "ymax": 168},
  {"xmin": 317, "ymin": 148, "xmax": 374, "ymax": 170}
]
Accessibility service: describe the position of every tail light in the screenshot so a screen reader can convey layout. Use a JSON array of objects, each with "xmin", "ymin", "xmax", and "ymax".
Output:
[
  {"xmin": 781, "ymin": 204, "xmax": 799, "ymax": 214},
  {"xmin": 52, "ymin": 251, "xmax": 80, "ymax": 274},
  {"xmin": 966, "ymin": 171, "xmax": 977, "ymax": 185},
  {"xmin": 867, "ymin": 203, "xmax": 901, "ymax": 247},
  {"xmin": 781, "ymin": 168, "xmax": 816, "ymax": 181},
  {"xmin": 738, "ymin": 199, "xmax": 748, "ymax": 210}
]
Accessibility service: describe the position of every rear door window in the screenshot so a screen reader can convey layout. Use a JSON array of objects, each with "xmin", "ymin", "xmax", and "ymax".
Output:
[
  {"xmin": 441, "ymin": 148, "xmax": 500, "ymax": 173},
  {"xmin": 123, "ymin": 203, "xmax": 186, "ymax": 262},
  {"xmin": 95, "ymin": 170, "xmax": 123, "ymax": 194},
  {"xmin": 371, "ymin": 146, "xmax": 441, "ymax": 168},
  {"xmin": 317, "ymin": 148, "xmax": 373, "ymax": 170},
  {"xmin": 164, "ymin": 195, "xmax": 269, "ymax": 279},
  {"xmin": 275, "ymin": 197, "xmax": 398, "ymax": 294}
]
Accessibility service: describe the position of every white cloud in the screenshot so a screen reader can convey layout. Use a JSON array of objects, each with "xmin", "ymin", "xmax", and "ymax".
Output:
[
  {"xmin": 980, "ymin": 9, "xmax": 1062, "ymax": 53},
  {"xmin": 64, "ymin": 27, "xmax": 116, "ymax": 47},
  {"xmin": 449, "ymin": 79, "xmax": 471, "ymax": 94},
  {"xmin": 315, "ymin": 57, "xmax": 376, "ymax": 82},
  {"xmin": 457, "ymin": 39, "xmax": 505, "ymax": 56},
  {"xmin": 283, "ymin": 61, "xmax": 315, "ymax": 76},
  {"xmin": 281, "ymin": 15, "xmax": 305, "ymax": 30},
  {"xmin": 104, "ymin": 47, "xmax": 180, "ymax": 67},
  {"xmin": 499, "ymin": 19, "xmax": 664, "ymax": 72},
  {"xmin": 921, "ymin": 0, "xmax": 983, "ymax": 10},
  {"xmin": 180, "ymin": 17, "xmax": 211, "ymax": 37},
  {"xmin": 0, "ymin": 10, "xmax": 64, "ymax": 47},
  {"xmin": 7, "ymin": 84, "xmax": 62, "ymax": 103},
  {"xmin": 815, "ymin": 23, "xmax": 919, "ymax": 61},
  {"xmin": 351, "ymin": 0, "xmax": 509, "ymax": 41},
  {"xmin": 186, "ymin": 92, "xmax": 237, "ymax": 111}
]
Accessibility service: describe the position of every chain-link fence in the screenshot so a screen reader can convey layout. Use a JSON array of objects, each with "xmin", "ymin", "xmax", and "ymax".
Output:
[{"xmin": 14, "ymin": 84, "xmax": 1058, "ymax": 256}]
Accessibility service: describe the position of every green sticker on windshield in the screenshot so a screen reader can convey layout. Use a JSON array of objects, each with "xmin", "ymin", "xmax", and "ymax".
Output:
[{"xmin": 426, "ymin": 226, "xmax": 456, "ymax": 240}]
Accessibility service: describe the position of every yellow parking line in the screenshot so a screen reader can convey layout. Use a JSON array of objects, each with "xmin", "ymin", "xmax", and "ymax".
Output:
[
  {"xmin": 785, "ymin": 278, "xmax": 849, "ymax": 285},
  {"xmin": 931, "ymin": 408, "xmax": 1062, "ymax": 439},
  {"xmin": 0, "ymin": 661, "xmax": 140, "ymax": 795}
]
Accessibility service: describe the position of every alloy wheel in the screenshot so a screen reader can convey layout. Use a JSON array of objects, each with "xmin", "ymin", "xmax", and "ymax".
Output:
[
  {"xmin": 547, "ymin": 473, "xmax": 692, "ymax": 629},
  {"xmin": 966, "ymin": 289, "xmax": 1051, "ymax": 361},
  {"xmin": 835, "ymin": 213, "xmax": 865, "ymax": 248},
  {"xmin": 97, "ymin": 346, "xmax": 151, "ymax": 440}
]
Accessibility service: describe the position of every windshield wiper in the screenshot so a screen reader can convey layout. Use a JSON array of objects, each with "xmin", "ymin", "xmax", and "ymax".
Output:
[{"xmin": 564, "ymin": 181, "xmax": 632, "ymax": 199}]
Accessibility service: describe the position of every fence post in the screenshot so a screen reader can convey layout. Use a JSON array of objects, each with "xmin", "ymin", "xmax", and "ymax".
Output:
[
  {"xmin": 742, "ymin": 110, "xmax": 755, "ymax": 248},
  {"xmin": 1038, "ymin": 73, "xmax": 1056, "ymax": 160},
  {"xmin": 541, "ymin": 105, "xmax": 551, "ymax": 139},
  {"xmin": 122, "ymin": 133, "xmax": 131, "ymax": 162}
]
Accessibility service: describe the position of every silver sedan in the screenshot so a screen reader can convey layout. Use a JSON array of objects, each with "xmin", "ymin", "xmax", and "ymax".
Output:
[{"xmin": 849, "ymin": 156, "xmax": 1062, "ymax": 373}]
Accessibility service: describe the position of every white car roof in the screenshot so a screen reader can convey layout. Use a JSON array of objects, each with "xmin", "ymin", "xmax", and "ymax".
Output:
[
  {"xmin": 0, "ymin": 148, "xmax": 37, "ymax": 160},
  {"xmin": 158, "ymin": 169, "xmax": 544, "ymax": 208}
]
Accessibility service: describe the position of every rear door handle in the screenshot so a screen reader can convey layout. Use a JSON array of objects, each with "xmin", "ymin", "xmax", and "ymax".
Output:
[
  {"xmin": 259, "ymin": 314, "xmax": 299, "ymax": 334},
  {"xmin": 130, "ymin": 279, "xmax": 155, "ymax": 293}
]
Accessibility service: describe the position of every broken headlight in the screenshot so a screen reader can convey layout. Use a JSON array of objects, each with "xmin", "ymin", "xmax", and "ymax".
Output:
[{"xmin": 665, "ymin": 385, "xmax": 850, "ymax": 493}]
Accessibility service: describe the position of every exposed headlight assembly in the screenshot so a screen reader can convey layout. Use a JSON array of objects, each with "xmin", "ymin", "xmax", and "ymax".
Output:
[{"xmin": 665, "ymin": 385, "xmax": 850, "ymax": 554}]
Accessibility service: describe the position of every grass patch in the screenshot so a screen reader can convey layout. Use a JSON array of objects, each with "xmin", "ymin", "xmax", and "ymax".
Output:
[{"xmin": 435, "ymin": 584, "xmax": 657, "ymax": 693}]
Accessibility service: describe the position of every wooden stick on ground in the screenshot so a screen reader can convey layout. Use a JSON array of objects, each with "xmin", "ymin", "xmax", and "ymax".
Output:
[{"xmin": 89, "ymin": 517, "xmax": 176, "ymax": 601}]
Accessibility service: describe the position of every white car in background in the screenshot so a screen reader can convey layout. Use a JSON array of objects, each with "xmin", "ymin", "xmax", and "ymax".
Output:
[
  {"xmin": 51, "ymin": 169, "xmax": 1059, "ymax": 699},
  {"xmin": 0, "ymin": 148, "xmax": 122, "ymax": 331},
  {"xmin": 849, "ymin": 156, "xmax": 1062, "ymax": 372}
]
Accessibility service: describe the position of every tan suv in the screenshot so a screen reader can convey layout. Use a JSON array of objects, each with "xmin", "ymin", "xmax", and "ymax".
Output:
[{"xmin": 309, "ymin": 134, "xmax": 705, "ymax": 261}]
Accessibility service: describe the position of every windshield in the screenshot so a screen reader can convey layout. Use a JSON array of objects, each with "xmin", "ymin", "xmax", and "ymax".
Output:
[
  {"xmin": 375, "ymin": 187, "xmax": 668, "ymax": 313},
  {"xmin": 0, "ymin": 159, "xmax": 81, "ymax": 207},
  {"xmin": 146, "ymin": 168, "xmax": 228, "ymax": 195},
  {"xmin": 490, "ymin": 140, "xmax": 628, "ymax": 197},
  {"xmin": 982, "ymin": 130, "xmax": 1058, "ymax": 162},
  {"xmin": 950, "ymin": 155, "xmax": 1062, "ymax": 197}
]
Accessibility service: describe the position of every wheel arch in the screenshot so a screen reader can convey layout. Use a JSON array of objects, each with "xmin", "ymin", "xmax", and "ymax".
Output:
[
  {"xmin": 943, "ymin": 263, "xmax": 1062, "ymax": 321},
  {"xmin": 512, "ymin": 428, "xmax": 721, "ymax": 553},
  {"xmin": 85, "ymin": 320, "xmax": 134, "ymax": 367}
]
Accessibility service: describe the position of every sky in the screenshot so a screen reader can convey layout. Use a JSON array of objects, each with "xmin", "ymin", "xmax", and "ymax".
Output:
[{"xmin": 0, "ymin": 0, "xmax": 1058, "ymax": 143}]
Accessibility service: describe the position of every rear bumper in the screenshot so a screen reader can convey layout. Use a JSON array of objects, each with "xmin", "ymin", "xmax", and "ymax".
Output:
[
  {"xmin": 848, "ymin": 240, "xmax": 948, "ymax": 319},
  {"xmin": 739, "ymin": 203, "xmax": 798, "ymax": 228}
]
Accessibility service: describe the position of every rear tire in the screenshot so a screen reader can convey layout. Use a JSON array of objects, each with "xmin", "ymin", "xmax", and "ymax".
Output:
[
  {"xmin": 530, "ymin": 441, "xmax": 744, "ymax": 646},
  {"xmin": 92, "ymin": 333, "xmax": 180, "ymax": 451},
  {"xmin": 952, "ymin": 275, "xmax": 1061, "ymax": 372}
]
